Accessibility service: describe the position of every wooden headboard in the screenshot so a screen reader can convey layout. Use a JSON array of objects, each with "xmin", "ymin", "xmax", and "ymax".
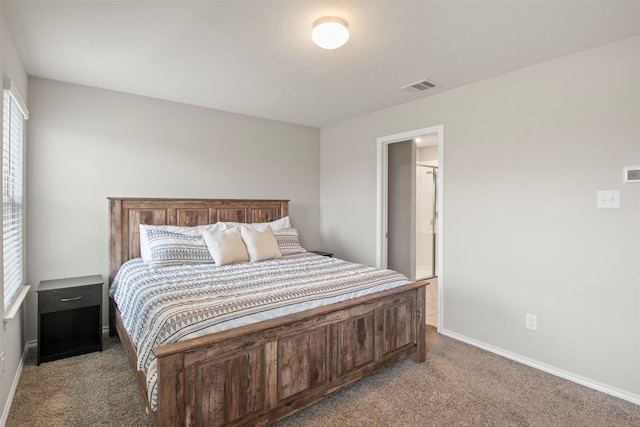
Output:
[{"xmin": 108, "ymin": 197, "xmax": 289, "ymax": 285}]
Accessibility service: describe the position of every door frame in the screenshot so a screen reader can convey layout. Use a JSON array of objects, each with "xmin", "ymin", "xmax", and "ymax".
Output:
[{"xmin": 376, "ymin": 125, "xmax": 444, "ymax": 325}]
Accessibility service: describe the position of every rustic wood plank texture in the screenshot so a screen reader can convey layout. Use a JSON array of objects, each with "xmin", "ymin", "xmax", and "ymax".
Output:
[
  {"xmin": 278, "ymin": 327, "xmax": 328, "ymax": 400},
  {"xmin": 416, "ymin": 284, "xmax": 427, "ymax": 362},
  {"xmin": 338, "ymin": 314, "xmax": 375, "ymax": 375},
  {"xmin": 108, "ymin": 197, "xmax": 428, "ymax": 427},
  {"xmin": 156, "ymin": 352, "xmax": 184, "ymax": 427},
  {"xmin": 176, "ymin": 208, "xmax": 210, "ymax": 227}
]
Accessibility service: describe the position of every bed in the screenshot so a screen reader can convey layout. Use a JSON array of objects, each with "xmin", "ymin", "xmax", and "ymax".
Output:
[{"xmin": 108, "ymin": 197, "xmax": 429, "ymax": 427}]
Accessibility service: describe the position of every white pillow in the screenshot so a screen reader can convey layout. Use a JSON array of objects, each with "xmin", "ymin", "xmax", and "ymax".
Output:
[
  {"xmin": 202, "ymin": 228, "xmax": 249, "ymax": 266},
  {"xmin": 273, "ymin": 228, "xmax": 307, "ymax": 255},
  {"xmin": 240, "ymin": 226, "xmax": 282, "ymax": 263},
  {"xmin": 140, "ymin": 223, "xmax": 221, "ymax": 262},
  {"xmin": 222, "ymin": 216, "xmax": 291, "ymax": 231}
]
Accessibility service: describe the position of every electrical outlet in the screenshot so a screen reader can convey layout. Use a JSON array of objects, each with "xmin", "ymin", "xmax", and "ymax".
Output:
[{"xmin": 526, "ymin": 313, "xmax": 537, "ymax": 331}]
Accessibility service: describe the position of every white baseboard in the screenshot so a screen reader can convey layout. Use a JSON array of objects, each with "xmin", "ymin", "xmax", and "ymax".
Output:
[
  {"xmin": 439, "ymin": 328, "xmax": 640, "ymax": 406},
  {"xmin": 0, "ymin": 342, "xmax": 30, "ymax": 427}
]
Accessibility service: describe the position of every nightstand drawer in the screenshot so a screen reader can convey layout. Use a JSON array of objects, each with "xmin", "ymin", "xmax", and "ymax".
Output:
[{"xmin": 38, "ymin": 284, "xmax": 101, "ymax": 313}]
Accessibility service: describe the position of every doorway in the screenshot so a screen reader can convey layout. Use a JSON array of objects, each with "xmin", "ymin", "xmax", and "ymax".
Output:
[{"xmin": 376, "ymin": 125, "xmax": 443, "ymax": 328}]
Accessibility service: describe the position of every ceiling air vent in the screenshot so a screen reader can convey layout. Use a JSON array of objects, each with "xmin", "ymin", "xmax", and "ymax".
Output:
[{"xmin": 401, "ymin": 79, "xmax": 436, "ymax": 93}]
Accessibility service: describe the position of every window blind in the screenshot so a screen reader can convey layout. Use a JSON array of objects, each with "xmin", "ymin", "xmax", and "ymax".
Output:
[{"xmin": 3, "ymin": 84, "xmax": 26, "ymax": 310}]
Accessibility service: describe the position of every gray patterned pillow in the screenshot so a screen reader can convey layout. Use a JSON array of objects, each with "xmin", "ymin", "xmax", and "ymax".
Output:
[
  {"xmin": 273, "ymin": 228, "xmax": 306, "ymax": 255},
  {"xmin": 145, "ymin": 229, "xmax": 214, "ymax": 267}
]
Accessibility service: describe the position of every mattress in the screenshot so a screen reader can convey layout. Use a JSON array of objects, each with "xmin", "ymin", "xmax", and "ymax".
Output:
[{"xmin": 109, "ymin": 252, "xmax": 410, "ymax": 409}]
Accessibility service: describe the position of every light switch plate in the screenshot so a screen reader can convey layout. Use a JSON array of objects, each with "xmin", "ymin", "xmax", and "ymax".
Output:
[{"xmin": 597, "ymin": 190, "xmax": 620, "ymax": 208}]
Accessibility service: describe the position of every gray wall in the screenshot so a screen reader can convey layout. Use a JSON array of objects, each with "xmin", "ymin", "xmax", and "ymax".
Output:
[
  {"xmin": 25, "ymin": 78, "xmax": 321, "ymax": 342},
  {"xmin": 320, "ymin": 36, "xmax": 640, "ymax": 400},
  {"xmin": 417, "ymin": 145, "xmax": 438, "ymax": 162}
]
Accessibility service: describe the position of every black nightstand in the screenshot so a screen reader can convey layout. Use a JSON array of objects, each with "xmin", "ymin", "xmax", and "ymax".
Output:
[
  {"xmin": 37, "ymin": 275, "xmax": 103, "ymax": 365},
  {"xmin": 311, "ymin": 250, "xmax": 333, "ymax": 257}
]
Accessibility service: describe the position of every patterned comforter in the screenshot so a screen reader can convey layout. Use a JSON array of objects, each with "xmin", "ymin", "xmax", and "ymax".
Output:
[{"xmin": 109, "ymin": 253, "xmax": 410, "ymax": 410}]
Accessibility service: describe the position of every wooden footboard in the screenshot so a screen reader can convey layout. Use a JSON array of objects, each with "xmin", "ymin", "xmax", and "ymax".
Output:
[{"xmin": 115, "ymin": 280, "xmax": 428, "ymax": 427}]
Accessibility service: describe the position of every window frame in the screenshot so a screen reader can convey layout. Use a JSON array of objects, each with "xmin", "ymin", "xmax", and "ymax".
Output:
[{"xmin": 2, "ymin": 79, "xmax": 29, "ymax": 322}]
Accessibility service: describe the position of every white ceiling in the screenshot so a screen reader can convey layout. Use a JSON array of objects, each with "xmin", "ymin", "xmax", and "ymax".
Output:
[{"xmin": 3, "ymin": 1, "xmax": 639, "ymax": 128}]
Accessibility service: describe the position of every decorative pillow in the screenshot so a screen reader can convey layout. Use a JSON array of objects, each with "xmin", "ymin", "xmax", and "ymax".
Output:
[
  {"xmin": 273, "ymin": 228, "xmax": 306, "ymax": 255},
  {"xmin": 240, "ymin": 226, "xmax": 282, "ymax": 263},
  {"xmin": 222, "ymin": 216, "xmax": 291, "ymax": 232},
  {"xmin": 145, "ymin": 229, "xmax": 213, "ymax": 267},
  {"xmin": 140, "ymin": 223, "xmax": 221, "ymax": 263},
  {"xmin": 202, "ymin": 228, "xmax": 250, "ymax": 266}
]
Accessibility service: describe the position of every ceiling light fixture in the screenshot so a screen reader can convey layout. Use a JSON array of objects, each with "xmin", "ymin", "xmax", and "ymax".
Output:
[{"xmin": 312, "ymin": 16, "xmax": 349, "ymax": 49}]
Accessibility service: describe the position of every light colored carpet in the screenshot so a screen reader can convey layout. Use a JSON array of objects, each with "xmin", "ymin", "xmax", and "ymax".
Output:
[
  {"xmin": 6, "ymin": 337, "xmax": 152, "ymax": 427},
  {"xmin": 7, "ymin": 327, "xmax": 640, "ymax": 426}
]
